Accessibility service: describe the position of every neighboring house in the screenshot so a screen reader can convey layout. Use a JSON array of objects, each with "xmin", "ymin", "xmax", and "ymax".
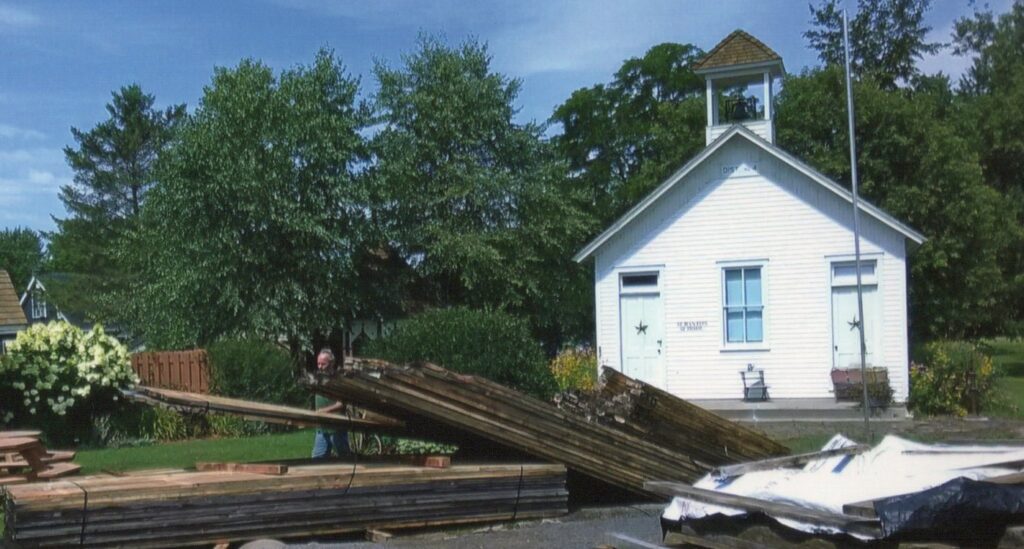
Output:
[
  {"xmin": 574, "ymin": 31, "xmax": 925, "ymax": 404},
  {"xmin": 20, "ymin": 275, "xmax": 72, "ymax": 327},
  {"xmin": 0, "ymin": 270, "xmax": 28, "ymax": 353}
]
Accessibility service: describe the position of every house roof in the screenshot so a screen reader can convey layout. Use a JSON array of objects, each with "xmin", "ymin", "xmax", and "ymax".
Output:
[
  {"xmin": 573, "ymin": 125, "xmax": 927, "ymax": 262},
  {"xmin": 692, "ymin": 30, "xmax": 783, "ymax": 73},
  {"xmin": 0, "ymin": 270, "xmax": 28, "ymax": 327}
]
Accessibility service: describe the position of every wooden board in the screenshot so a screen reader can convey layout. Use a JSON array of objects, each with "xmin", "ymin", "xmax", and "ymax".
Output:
[{"xmin": 124, "ymin": 385, "xmax": 405, "ymax": 432}]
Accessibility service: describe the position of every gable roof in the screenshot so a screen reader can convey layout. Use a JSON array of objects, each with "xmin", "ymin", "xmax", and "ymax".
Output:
[
  {"xmin": 0, "ymin": 270, "xmax": 28, "ymax": 327},
  {"xmin": 573, "ymin": 125, "xmax": 926, "ymax": 262},
  {"xmin": 693, "ymin": 30, "xmax": 783, "ymax": 73}
]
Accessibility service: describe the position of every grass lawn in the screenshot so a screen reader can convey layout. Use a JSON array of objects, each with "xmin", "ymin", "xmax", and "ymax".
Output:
[
  {"xmin": 986, "ymin": 338, "xmax": 1024, "ymax": 418},
  {"xmin": 75, "ymin": 429, "xmax": 315, "ymax": 475}
]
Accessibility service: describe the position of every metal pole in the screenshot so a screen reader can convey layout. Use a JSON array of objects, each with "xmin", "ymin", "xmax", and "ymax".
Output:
[{"xmin": 842, "ymin": 10, "xmax": 871, "ymax": 437}]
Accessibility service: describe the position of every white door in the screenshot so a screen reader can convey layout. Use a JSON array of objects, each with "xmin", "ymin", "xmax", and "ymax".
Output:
[
  {"xmin": 620, "ymin": 293, "xmax": 664, "ymax": 387},
  {"xmin": 831, "ymin": 285, "xmax": 877, "ymax": 368}
]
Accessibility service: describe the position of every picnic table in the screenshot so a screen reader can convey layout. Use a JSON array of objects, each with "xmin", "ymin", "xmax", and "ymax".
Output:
[{"xmin": 0, "ymin": 431, "xmax": 80, "ymax": 485}]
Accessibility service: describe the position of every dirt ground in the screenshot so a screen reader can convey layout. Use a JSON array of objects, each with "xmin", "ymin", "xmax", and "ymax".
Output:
[{"xmin": 751, "ymin": 416, "xmax": 1024, "ymax": 448}]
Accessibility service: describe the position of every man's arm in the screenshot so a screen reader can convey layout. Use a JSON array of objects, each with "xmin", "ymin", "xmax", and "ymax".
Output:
[{"xmin": 318, "ymin": 400, "xmax": 344, "ymax": 414}]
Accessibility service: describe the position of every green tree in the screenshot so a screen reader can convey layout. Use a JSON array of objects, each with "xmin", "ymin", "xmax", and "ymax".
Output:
[
  {"xmin": 952, "ymin": 0, "xmax": 1024, "ymax": 332},
  {"xmin": 49, "ymin": 85, "xmax": 185, "ymax": 323},
  {"xmin": 805, "ymin": 0, "xmax": 941, "ymax": 88},
  {"xmin": 777, "ymin": 67, "xmax": 1011, "ymax": 339},
  {"xmin": 132, "ymin": 51, "xmax": 369, "ymax": 351},
  {"xmin": 370, "ymin": 37, "xmax": 593, "ymax": 349},
  {"xmin": 551, "ymin": 43, "xmax": 706, "ymax": 226},
  {"xmin": 0, "ymin": 228, "xmax": 44, "ymax": 294}
]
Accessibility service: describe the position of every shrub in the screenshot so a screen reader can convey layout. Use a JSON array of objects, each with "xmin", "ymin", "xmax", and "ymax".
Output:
[
  {"xmin": 0, "ymin": 321, "xmax": 136, "ymax": 442},
  {"xmin": 909, "ymin": 340, "xmax": 996, "ymax": 417},
  {"xmin": 207, "ymin": 338, "xmax": 307, "ymax": 406},
  {"xmin": 550, "ymin": 346, "xmax": 598, "ymax": 392},
  {"xmin": 365, "ymin": 307, "xmax": 557, "ymax": 400}
]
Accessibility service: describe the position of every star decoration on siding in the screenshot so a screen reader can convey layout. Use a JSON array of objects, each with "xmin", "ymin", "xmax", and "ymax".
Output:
[
  {"xmin": 635, "ymin": 321, "xmax": 648, "ymax": 335},
  {"xmin": 848, "ymin": 317, "xmax": 861, "ymax": 330}
]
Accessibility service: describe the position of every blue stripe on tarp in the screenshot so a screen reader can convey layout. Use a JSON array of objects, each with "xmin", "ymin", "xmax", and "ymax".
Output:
[
  {"xmin": 714, "ymin": 475, "xmax": 738, "ymax": 489},
  {"xmin": 832, "ymin": 454, "xmax": 854, "ymax": 473}
]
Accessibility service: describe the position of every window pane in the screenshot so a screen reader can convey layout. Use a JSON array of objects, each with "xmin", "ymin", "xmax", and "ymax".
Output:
[
  {"xmin": 726, "ymin": 310, "xmax": 745, "ymax": 342},
  {"xmin": 744, "ymin": 268, "xmax": 762, "ymax": 306},
  {"xmin": 746, "ymin": 310, "xmax": 763, "ymax": 342},
  {"xmin": 622, "ymin": 274, "xmax": 658, "ymax": 287},
  {"xmin": 725, "ymin": 269, "xmax": 743, "ymax": 306}
]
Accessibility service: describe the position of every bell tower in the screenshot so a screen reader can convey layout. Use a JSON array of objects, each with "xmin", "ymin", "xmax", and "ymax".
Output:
[{"xmin": 693, "ymin": 30, "xmax": 785, "ymax": 145}]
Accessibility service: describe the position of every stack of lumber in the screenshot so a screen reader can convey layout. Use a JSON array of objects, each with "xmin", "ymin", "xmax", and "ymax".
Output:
[
  {"xmin": 123, "ymin": 385, "xmax": 404, "ymax": 433},
  {"xmin": 553, "ymin": 367, "xmax": 788, "ymax": 465},
  {"xmin": 306, "ymin": 359, "xmax": 723, "ymax": 497},
  {"xmin": 3, "ymin": 461, "xmax": 567, "ymax": 547},
  {"xmin": 0, "ymin": 431, "xmax": 79, "ymax": 486}
]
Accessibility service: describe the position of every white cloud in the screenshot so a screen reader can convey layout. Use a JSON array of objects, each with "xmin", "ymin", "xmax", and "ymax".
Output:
[
  {"xmin": 0, "ymin": 3, "xmax": 38, "ymax": 27},
  {"xmin": 0, "ymin": 146, "xmax": 71, "ymax": 231},
  {"xmin": 0, "ymin": 124, "xmax": 45, "ymax": 141}
]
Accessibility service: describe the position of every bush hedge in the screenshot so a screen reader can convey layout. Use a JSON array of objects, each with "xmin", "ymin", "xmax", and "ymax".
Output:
[
  {"xmin": 207, "ymin": 338, "xmax": 307, "ymax": 406},
  {"xmin": 365, "ymin": 307, "xmax": 557, "ymax": 400},
  {"xmin": 0, "ymin": 321, "xmax": 136, "ymax": 443},
  {"xmin": 549, "ymin": 346, "xmax": 598, "ymax": 392},
  {"xmin": 909, "ymin": 340, "xmax": 996, "ymax": 416}
]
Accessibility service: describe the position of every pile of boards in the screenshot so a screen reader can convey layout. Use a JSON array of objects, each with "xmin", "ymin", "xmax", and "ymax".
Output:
[
  {"xmin": 123, "ymin": 385, "xmax": 404, "ymax": 432},
  {"xmin": 0, "ymin": 431, "xmax": 79, "ymax": 486},
  {"xmin": 306, "ymin": 359, "xmax": 784, "ymax": 497},
  {"xmin": 554, "ymin": 367, "xmax": 788, "ymax": 465},
  {"xmin": 3, "ymin": 461, "xmax": 567, "ymax": 547}
]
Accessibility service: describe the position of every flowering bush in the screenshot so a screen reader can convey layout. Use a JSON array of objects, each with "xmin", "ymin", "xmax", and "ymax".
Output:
[
  {"xmin": 909, "ymin": 341, "xmax": 995, "ymax": 417},
  {"xmin": 0, "ymin": 321, "xmax": 136, "ymax": 428},
  {"xmin": 549, "ymin": 346, "xmax": 598, "ymax": 392}
]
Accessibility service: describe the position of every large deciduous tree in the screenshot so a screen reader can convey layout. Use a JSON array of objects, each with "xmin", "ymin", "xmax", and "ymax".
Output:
[
  {"xmin": 49, "ymin": 85, "xmax": 185, "ymax": 323},
  {"xmin": 552, "ymin": 43, "xmax": 706, "ymax": 226},
  {"xmin": 0, "ymin": 228, "xmax": 45, "ymax": 294},
  {"xmin": 370, "ymin": 37, "xmax": 593, "ymax": 350},
  {"xmin": 132, "ymin": 51, "xmax": 370, "ymax": 351},
  {"xmin": 777, "ymin": 67, "xmax": 1011, "ymax": 339},
  {"xmin": 805, "ymin": 0, "xmax": 941, "ymax": 88}
]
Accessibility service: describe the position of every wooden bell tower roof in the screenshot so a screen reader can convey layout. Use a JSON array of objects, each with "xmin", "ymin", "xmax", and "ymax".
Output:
[{"xmin": 693, "ymin": 30, "xmax": 783, "ymax": 74}]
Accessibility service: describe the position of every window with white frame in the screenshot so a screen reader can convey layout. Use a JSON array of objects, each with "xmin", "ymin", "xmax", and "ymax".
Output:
[
  {"xmin": 723, "ymin": 266, "xmax": 763, "ymax": 344},
  {"xmin": 31, "ymin": 291, "xmax": 47, "ymax": 320}
]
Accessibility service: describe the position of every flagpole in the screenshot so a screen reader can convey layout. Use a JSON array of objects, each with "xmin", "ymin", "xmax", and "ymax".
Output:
[{"xmin": 842, "ymin": 10, "xmax": 871, "ymax": 437}]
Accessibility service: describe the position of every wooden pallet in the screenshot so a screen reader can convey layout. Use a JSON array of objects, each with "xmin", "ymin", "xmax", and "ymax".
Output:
[
  {"xmin": 306, "ymin": 359, "xmax": 718, "ymax": 497},
  {"xmin": 3, "ymin": 461, "xmax": 567, "ymax": 547}
]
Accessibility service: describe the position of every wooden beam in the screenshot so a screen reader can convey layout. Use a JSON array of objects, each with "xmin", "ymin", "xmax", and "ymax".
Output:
[
  {"xmin": 644, "ymin": 481, "xmax": 881, "ymax": 539},
  {"xmin": 195, "ymin": 462, "xmax": 289, "ymax": 475},
  {"xmin": 713, "ymin": 445, "xmax": 868, "ymax": 478}
]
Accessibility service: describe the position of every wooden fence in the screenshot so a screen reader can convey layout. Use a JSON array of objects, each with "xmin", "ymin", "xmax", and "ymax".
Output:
[{"xmin": 131, "ymin": 350, "xmax": 210, "ymax": 394}]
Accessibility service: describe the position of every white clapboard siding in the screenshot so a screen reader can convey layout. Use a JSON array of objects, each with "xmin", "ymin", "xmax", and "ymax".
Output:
[{"xmin": 594, "ymin": 137, "xmax": 911, "ymax": 402}]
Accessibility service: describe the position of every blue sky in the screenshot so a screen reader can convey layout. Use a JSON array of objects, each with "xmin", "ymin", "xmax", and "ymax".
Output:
[{"xmin": 0, "ymin": 0, "xmax": 1005, "ymax": 234}]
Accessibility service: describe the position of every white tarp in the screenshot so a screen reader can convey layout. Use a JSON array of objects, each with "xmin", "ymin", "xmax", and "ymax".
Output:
[{"xmin": 662, "ymin": 434, "xmax": 1024, "ymax": 539}]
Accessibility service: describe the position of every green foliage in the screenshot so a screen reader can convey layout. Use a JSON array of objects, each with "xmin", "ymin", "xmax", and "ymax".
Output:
[
  {"xmin": 551, "ymin": 42, "xmax": 706, "ymax": 226},
  {"xmin": 207, "ymin": 338, "xmax": 306, "ymax": 406},
  {"xmin": 365, "ymin": 307, "xmax": 557, "ymax": 399},
  {"xmin": 909, "ymin": 341, "xmax": 996, "ymax": 416},
  {"xmin": 805, "ymin": 0, "xmax": 941, "ymax": 88},
  {"xmin": 370, "ymin": 36, "xmax": 594, "ymax": 351},
  {"xmin": 0, "ymin": 227, "xmax": 44, "ymax": 294},
  {"xmin": 131, "ymin": 51, "xmax": 369, "ymax": 350},
  {"xmin": 777, "ymin": 67, "xmax": 1012, "ymax": 339},
  {"xmin": 390, "ymin": 438, "xmax": 457, "ymax": 455},
  {"xmin": 49, "ymin": 85, "xmax": 185, "ymax": 325},
  {"xmin": 0, "ymin": 322, "xmax": 136, "ymax": 442},
  {"xmin": 549, "ymin": 346, "xmax": 598, "ymax": 392}
]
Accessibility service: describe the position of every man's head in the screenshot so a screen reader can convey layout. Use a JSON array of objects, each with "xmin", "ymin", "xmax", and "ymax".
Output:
[{"xmin": 317, "ymin": 348, "xmax": 336, "ymax": 372}]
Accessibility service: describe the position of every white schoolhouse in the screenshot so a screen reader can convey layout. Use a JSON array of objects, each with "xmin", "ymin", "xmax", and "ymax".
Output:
[{"xmin": 574, "ymin": 31, "xmax": 925, "ymax": 404}]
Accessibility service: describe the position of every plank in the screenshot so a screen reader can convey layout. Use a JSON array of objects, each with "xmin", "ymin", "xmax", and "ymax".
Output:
[
  {"xmin": 712, "ymin": 445, "xmax": 869, "ymax": 477},
  {"xmin": 0, "ymin": 437, "xmax": 43, "ymax": 452},
  {"xmin": 644, "ymin": 480, "xmax": 882, "ymax": 539},
  {"xmin": 0, "ymin": 430, "xmax": 42, "ymax": 439},
  {"xmin": 195, "ymin": 462, "xmax": 288, "ymax": 475}
]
